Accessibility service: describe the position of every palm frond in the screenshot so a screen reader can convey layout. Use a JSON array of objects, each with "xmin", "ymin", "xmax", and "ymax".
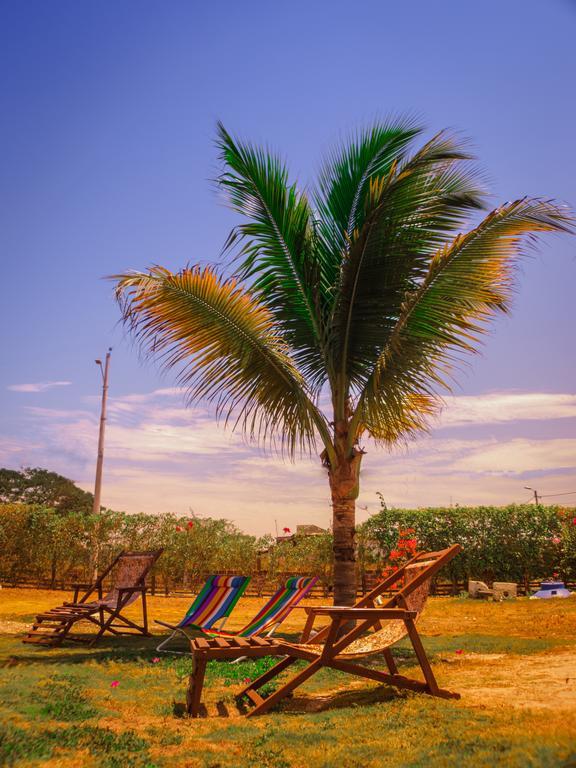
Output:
[
  {"xmin": 314, "ymin": 118, "xmax": 422, "ymax": 252},
  {"xmin": 331, "ymin": 131, "xmax": 487, "ymax": 394},
  {"xmin": 351, "ymin": 197, "xmax": 574, "ymax": 445},
  {"xmin": 216, "ymin": 123, "xmax": 330, "ymax": 389},
  {"xmin": 113, "ymin": 266, "xmax": 330, "ymax": 457}
]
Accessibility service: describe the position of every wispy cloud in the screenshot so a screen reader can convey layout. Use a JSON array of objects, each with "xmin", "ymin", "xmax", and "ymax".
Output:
[
  {"xmin": 1, "ymin": 388, "xmax": 575, "ymax": 533},
  {"xmin": 8, "ymin": 381, "xmax": 72, "ymax": 393},
  {"xmin": 438, "ymin": 392, "xmax": 576, "ymax": 427}
]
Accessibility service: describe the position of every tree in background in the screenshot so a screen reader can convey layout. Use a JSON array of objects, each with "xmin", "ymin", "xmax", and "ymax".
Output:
[
  {"xmin": 113, "ymin": 119, "xmax": 573, "ymax": 605},
  {"xmin": 0, "ymin": 467, "xmax": 93, "ymax": 514}
]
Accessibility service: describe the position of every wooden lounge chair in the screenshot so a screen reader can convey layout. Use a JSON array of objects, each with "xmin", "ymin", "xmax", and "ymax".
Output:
[
  {"xmin": 155, "ymin": 575, "xmax": 251, "ymax": 654},
  {"xmin": 23, "ymin": 549, "xmax": 163, "ymax": 647},
  {"xmin": 186, "ymin": 546, "xmax": 461, "ymax": 716}
]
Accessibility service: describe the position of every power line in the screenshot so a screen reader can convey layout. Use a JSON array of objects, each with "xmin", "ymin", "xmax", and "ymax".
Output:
[{"xmin": 539, "ymin": 490, "xmax": 576, "ymax": 499}]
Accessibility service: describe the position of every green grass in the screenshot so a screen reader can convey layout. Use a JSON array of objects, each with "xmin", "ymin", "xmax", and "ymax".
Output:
[
  {"xmin": 1, "ymin": 594, "xmax": 575, "ymax": 767},
  {"xmin": 0, "ymin": 723, "xmax": 155, "ymax": 768}
]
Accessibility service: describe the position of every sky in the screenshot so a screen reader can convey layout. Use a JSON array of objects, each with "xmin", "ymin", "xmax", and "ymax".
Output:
[{"xmin": 1, "ymin": 0, "xmax": 575, "ymax": 535}]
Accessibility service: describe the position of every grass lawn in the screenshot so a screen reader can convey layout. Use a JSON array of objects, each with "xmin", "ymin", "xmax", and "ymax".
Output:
[{"xmin": 0, "ymin": 589, "xmax": 575, "ymax": 767}]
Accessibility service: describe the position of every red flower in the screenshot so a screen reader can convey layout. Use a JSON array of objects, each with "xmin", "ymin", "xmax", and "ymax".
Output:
[
  {"xmin": 283, "ymin": 527, "xmax": 291, "ymax": 534},
  {"xmin": 389, "ymin": 549, "xmax": 402, "ymax": 561},
  {"xmin": 572, "ymin": 517, "xmax": 576, "ymax": 526},
  {"xmin": 175, "ymin": 525, "xmax": 183, "ymax": 532},
  {"xmin": 455, "ymin": 649, "xmax": 463, "ymax": 655},
  {"xmin": 187, "ymin": 520, "xmax": 194, "ymax": 529}
]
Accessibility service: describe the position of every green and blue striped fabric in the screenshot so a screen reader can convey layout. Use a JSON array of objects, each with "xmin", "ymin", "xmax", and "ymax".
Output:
[
  {"xmin": 210, "ymin": 576, "xmax": 318, "ymax": 638},
  {"xmin": 179, "ymin": 575, "xmax": 250, "ymax": 630}
]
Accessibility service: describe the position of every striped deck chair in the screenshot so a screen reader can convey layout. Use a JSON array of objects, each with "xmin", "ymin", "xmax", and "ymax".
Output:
[
  {"xmin": 155, "ymin": 575, "xmax": 250, "ymax": 654},
  {"xmin": 212, "ymin": 576, "xmax": 318, "ymax": 641}
]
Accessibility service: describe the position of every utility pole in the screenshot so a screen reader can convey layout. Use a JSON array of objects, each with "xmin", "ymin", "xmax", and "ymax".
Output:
[
  {"xmin": 90, "ymin": 349, "xmax": 111, "ymax": 580},
  {"xmin": 524, "ymin": 486, "xmax": 540, "ymax": 505},
  {"xmin": 93, "ymin": 349, "xmax": 112, "ymax": 514}
]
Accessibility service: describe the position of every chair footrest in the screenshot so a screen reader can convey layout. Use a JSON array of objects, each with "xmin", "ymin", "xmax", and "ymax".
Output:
[{"xmin": 191, "ymin": 636, "xmax": 280, "ymax": 659}]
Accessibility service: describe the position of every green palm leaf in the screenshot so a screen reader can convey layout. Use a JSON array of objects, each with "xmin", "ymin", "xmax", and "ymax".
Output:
[
  {"xmin": 216, "ymin": 123, "xmax": 330, "ymax": 389},
  {"xmin": 352, "ymin": 197, "xmax": 574, "ymax": 445},
  {"xmin": 330, "ymin": 131, "xmax": 486, "ymax": 394},
  {"xmin": 314, "ymin": 118, "xmax": 422, "ymax": 261}
]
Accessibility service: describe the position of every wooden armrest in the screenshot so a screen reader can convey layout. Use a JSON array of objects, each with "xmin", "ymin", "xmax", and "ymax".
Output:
[
  {"xmin": 311, "ymin": 607, "xmax": 416, "ymax": 620},
  {"xmin": 117, "ymin": 586, "xmax": 146, "ymax": 593},
  {"xmin": 304, "ymin": 604, "xmax": 378, "ymax": 614},
  {"xmin": 304, "ymin": 604, "xmax": 340, "ymax": 614}
]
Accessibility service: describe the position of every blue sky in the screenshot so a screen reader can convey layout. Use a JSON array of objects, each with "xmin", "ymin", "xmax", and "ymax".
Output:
[{"xmin": 1, "ymin": 0, "xmax": 575, "ymax": 533}]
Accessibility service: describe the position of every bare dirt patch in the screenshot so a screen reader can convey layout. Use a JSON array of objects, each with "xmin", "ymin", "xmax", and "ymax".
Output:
[
  {"xmin": 447, "ymin": 649, "xmax": 576, "ymax": 712},
  {"xmin": 0, "ymin": 619, "xmax": 27, "ymax": 634}
]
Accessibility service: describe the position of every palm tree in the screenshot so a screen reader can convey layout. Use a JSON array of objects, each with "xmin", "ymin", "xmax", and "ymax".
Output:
[{"xmin": 114, "ymin": 119, "xmax": 573, "ymax": 606}]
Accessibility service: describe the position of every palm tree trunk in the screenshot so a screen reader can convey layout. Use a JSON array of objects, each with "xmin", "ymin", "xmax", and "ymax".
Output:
[
  {"xmin": 329, "ymin": 432, "xmax": 363, "ymax": 606},
  {"xmin": 331, "ymin": 491, "xmax": 357, "ymax": 605}
]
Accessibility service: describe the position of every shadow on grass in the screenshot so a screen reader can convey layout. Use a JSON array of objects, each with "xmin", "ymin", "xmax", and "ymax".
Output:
[
  {"xmin": 279, "ymin": 683, "xmax": 401, "ymax": 713},
  {"xmin": 0, "ymin": 634, "xmax": 160, "ymax": 667},
  {"xmin": 173, "ymin": 683, "xmax": 405, "ymax": 719}
]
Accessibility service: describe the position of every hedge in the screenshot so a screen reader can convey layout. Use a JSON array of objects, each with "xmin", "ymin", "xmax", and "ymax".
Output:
[
  {"xmin": 363, "ymin": 502, "xmax": 576, "ymax": 589},
  {"xmin": 1, "ymin": 502, "xmax": 574, "ymax": 592}
]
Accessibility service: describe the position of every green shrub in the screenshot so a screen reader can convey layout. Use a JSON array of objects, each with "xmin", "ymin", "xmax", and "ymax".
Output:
[{"xmin": 362, "ymin": 502, "xmax": 574, "ymax": 586}]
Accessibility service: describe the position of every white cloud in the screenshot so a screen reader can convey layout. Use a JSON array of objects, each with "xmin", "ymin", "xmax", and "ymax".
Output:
[
  {"xmin": 451, "ymin": 438, "xmax": 576, "ymax": 474},
  {"xmin": 438, "ymin": 392, "xmax": 576, "ymax": 427},
  {"xmin": 8, "ymin": 381, "xmax": 72, "ymax": 393}
]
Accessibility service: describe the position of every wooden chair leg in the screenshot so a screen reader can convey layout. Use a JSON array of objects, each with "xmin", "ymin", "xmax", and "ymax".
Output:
[
  {"xmin": 237, "ymin": 656, "xmax": 296, "ymax": 699},
  {"xmin": 141, "ymin": 592, "xmax": 149, "ymax": 634},
  {"xmin": 383, "ymin": 647, "xmax": 398, "ymax": 675},
  {"xmin": 187, "ymin": 657, "xmax": 207, "ymax": 717},
  {"xmin": 404, "ymin": 618, "xmax": 440, "ymax": 695},
  {"xmin": 246, "ymin": 658, "xmax": 323, "ymax": 717},
  {"xmin": 89, "ymin": 609, "xmax": 120, "ymax": 646}
]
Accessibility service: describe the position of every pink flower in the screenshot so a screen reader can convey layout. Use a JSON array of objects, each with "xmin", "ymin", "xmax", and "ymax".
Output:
[
  {"xmin": 553, "ymin": 572, "xmax": 559, "ymax": 578},
  {"xmin": 151, "ymin": 657, "xmax": 161, "ymax": 664},
  {"xmin": 455, "ymin": 649, "xmax": 463, "ymax": 655},
  {"xmin": 110, "ymin": 680, "xmax": 119, "ymax": 688},
  {"xmin": 552, "ymin": 537, "xmax": 561, "ymax": 545}
]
